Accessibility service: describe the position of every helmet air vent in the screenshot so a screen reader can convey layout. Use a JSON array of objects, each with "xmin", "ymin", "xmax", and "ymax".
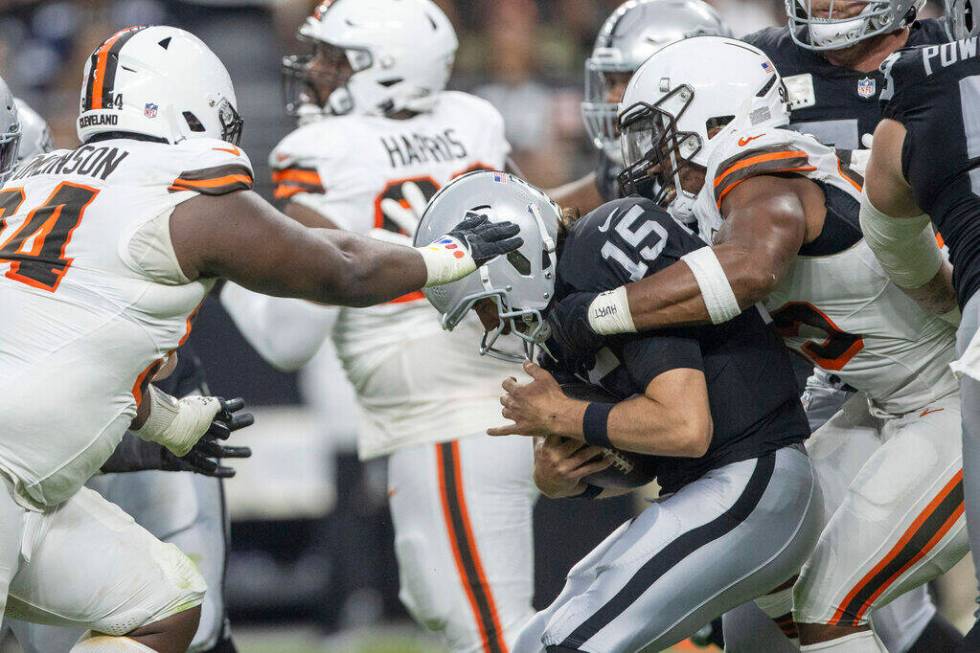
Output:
[{"xmin": 182, "ymin": 111, "xmax": 206, "ymax": 132}]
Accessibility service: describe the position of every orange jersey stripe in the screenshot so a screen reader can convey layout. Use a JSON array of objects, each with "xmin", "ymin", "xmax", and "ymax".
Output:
[
  {"xmin": 716, "ymin": 165, "xmax": 817, "ymax": 207},
  {"xmin": 714, "ymin": 150, "xmax": 810, "ymax": 189},
  {"xmin": 830, "ymin": 470, "xmax": 964, "ymax": 625},
  {"xmin": 838, "ymin": 159, "xmax": 863, "ymax": 193},
  {"xmin": 272, "ymin": 169, "xmax": 322, "ymax": 186},
  {"xmin": 169, "ymin": 173, "xmax": 253, "ymax": 191}
]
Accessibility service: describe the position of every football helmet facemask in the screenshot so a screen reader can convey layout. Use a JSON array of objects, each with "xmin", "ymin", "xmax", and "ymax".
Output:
[
  {"xmin": 617, "ymin": 37, "xmax": 790, "ymax": 222},
  {"xmin": 788, "ymin": 0, "xmax": 926, "ymax": 51},
  {"xmin": 583, "ymin": 0, "xmax": 731, "ymax": 165},
  {"xmin": 283, "ymin": 0, "xmax": 458, "ymax": 120},
  {"xmin": 0, "ymin": 80, "xmax": 20, "ymax": 183}
]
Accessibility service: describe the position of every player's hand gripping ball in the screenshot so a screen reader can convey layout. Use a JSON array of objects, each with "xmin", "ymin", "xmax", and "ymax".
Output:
[{"xmin": 558, "ymin": 382, "xmax": 659, "ymax": 489}]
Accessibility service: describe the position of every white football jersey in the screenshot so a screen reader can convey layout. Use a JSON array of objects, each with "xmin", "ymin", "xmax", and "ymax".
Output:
[
  {"xmin": 0, "ymin": 137, "xmax": 253, "ymax": 508},
  {"xmin": 270, "ymin": 91, "xmax": 516, "ymax": 459},
  {"xmin": 693, "ymin": 127, "xmax": 958, "ymax": 414}
]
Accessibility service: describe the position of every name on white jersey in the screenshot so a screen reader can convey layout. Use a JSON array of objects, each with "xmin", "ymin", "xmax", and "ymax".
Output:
[
  {"xmin": 380, "ymin": 128, "xmax": 469, "ymax": 169},
  {"xmin": 12, "ymin": 145, "xmax": 130, "ymax": 182}
]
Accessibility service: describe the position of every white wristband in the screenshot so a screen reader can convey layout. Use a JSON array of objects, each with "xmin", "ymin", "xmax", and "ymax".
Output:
[
  {"xmin": 859, "ymin": 192, "xmax": 940, "ymax": 290},
  {"xmin": 681, "ymin": 246, "xmax": 741, "ymax": 324},
  {"xmin": 588, "ymin": 286, "xmax": 636, "ymax": 335},
  {"xmin": 134, "ymin": 385, "xmax": 221, "ymax": 457},
  {"xmin": 416, "ymin": 236, "xmax": 476, "ymax": 287}
]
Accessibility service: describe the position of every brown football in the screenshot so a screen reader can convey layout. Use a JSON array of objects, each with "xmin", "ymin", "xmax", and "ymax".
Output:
[{"xmin": 559, "ymin": 382, "xmax": 659, "ymax": 489}]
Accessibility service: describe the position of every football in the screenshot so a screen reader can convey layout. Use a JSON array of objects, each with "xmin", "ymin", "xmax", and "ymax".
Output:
[{"xmin": 560, "ymin": 382, "xmax": 659, "ymax": 489}]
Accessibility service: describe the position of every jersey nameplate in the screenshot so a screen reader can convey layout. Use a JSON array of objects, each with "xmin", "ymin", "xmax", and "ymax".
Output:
[
  {"xmin": 379, "ymin": 129, "xmax": 469, "ymax": 169},
  {"xmin": 785, "ymin": 74, "xmax": 816, "ymax": 110}
]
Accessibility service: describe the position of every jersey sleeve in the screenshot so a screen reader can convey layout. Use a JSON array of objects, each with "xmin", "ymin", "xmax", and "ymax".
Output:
[
  {"xmin": 706, "ymin": 129, "xmax": 817, "ymax": 209},
  {"xmin": 879, "ymin": 47, "xmax": 928, "ymax": 124},
  {"xmin": 621, "ymin": 330, "xmax": 704, "ymax": 390},
  {"xmin": 167, "ymin": 139, "xmax": 254, "ymax": 196},
  {"xmin": 269, "ymin": 130, "xmax": 327, "ymax": 202}
]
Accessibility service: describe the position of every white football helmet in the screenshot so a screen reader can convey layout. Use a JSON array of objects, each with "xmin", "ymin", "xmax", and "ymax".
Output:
[
  {"xmin": 0, "ymin": 80, "xmax": 20, "ymax": 183},
  {"xmin": 945, "ymin": 0, "xmax": 978, "ymax": 39},
  {"xmin": 788, "ymin": 0, "xmax": 926, "ymax": 51},
  {"xmin": 415, "ymin": 171, "xmax": 560, "ymax": 362},
  {"xmin": 282, "ymin": 0, "xmax": 458, "ymax": 119},
  {"xmin": 618, "ymin": 36, "xmax": 790, "ymax": 221},
  {"xmin": 14, "ymin": 99, "xmax": 53, "ymax": 163},
  {"xmin": 583, "ymin": 0, "xmax": 731, "ymax": 164},
  {"xmin": 77, "ymin": 26, "xmax": 243, "ymax": 146}
]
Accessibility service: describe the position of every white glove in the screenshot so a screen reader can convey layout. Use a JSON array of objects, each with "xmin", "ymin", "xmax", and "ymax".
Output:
[
  {"xmin": 134, "ymin": 385, "xmax": 222, "ymax": 457},
  {"xmin": 379, "ymin": 181, "xmax": 429, "ymax": 234}
]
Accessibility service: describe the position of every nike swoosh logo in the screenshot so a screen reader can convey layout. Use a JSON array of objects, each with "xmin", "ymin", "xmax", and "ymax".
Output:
[
  {"xmin": 920, "ymin": 407, "xmax": 945, "ymax": 417},
  {"xmin": 598, "ymin": 207, "xmax": 620, "ymax": 233},
  {"xmin": 738, "ymin": 135, "xmax": 764, "ymax": 147},
  {"xmin": 213, "ymin": 146, "xmax": 242, "ymax": 156}
]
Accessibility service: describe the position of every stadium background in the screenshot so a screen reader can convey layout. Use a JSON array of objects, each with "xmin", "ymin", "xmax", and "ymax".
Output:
[{"xmin": 0, "ymin": 1, "xmax": 971, "ymax": 651}]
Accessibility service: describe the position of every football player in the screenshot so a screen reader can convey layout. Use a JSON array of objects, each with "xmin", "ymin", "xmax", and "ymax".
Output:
[
  {"xmin": 735, "ymin": 6, "xmax": 959, "ymax": 649},
  {"xmin": 5, "ymin": 99, "xmax": 245, "ymax": 653},
  {"xmin": 220, "ymin": 2, "xmax": 538, "ymax": 651},
  {"xmin": 0, "ymin": 25, "xmax": 520, "ymax": 653},
  {"xmin": 550, "ymin": 0, "xmax": 731, "ymax": 216},
  {"xmin": 859, "ymin": 3, "xmax": 980, "ymax": 648},
  {"xmin": 417, "ymin": 170, "xmax": 821, "ymax": 653},
  {"xmin": 539, "ymin": 36, "xmax": 969, "ymax": 653}
]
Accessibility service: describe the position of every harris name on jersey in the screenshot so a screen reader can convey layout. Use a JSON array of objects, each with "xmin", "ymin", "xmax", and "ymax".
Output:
[
  {"xmin": 381, "ymin": 127, "xmax": 469, "ymax": 169},
  {"xmin": 12, "ymin": 143, "xmax": 129, "ymax": 182}
]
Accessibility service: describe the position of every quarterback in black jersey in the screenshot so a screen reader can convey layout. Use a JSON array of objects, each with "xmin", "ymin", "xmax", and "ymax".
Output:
[
  {"xmin": 865, "ymin": 17, "xmax": 980, "ymax": 649},
  {"xmin": 416, "ymin": 172, "xmax": 820, "ymax": 653}
]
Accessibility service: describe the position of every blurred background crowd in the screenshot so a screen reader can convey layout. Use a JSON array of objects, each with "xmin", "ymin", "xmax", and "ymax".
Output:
[{"xmin": 0, "ymin": 1, "xmax": 963, "ymax": 652}]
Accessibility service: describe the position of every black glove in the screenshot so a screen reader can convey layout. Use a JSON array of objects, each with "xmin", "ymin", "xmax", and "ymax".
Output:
[
  {"xmin": 545, "ymin": 291, "xmax": 605, "ymax": 362},
  {"xmin": 449, "ymin": 212, "xmax": 523, "ymax": 265},
  {"xmin": 103, "ymin": 397, "xmax": 253, "ymax": 478}
]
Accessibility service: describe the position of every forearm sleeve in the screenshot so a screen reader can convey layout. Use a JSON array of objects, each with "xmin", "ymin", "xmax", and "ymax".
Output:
[{"xmin": 859, "ymin": 191, "xmax": 941, "ymax": 289}]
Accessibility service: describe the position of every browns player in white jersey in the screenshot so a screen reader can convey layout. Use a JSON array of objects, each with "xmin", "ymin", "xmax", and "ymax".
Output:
[
  {"xmin": 0, "ymin": 25, "xmax": 521, "ymax": 653},
  {"xmin": 535, "ymin": 37, "xmax": 967, "ymax": 653},
  {"xmin": 220, "ymin": 2, "xmax": 538, "ymax": 651}
]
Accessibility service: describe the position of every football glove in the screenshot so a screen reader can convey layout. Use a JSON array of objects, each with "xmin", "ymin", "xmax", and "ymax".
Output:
[
  {"xmin": 448, "ymin": 212, "xmax": 523, "ymax": 266},
  {"xmin": 545, "ymin": 291, "xmax": 605, "ymax": 360},
  {"xmin": 104, "ymin": 397, "xmax": 253, "ymax": 478},
  {"xmin": 135, "ymin": 386, "xmax": 249, "ymax": 457}
]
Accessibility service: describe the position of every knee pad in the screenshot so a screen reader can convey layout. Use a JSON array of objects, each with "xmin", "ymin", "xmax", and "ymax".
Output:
[{"xmin": 70, "ymin": 632, "xmax": 156, "ymax": 652}]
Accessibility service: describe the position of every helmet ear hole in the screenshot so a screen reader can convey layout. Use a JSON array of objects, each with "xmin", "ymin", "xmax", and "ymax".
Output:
[{"xmin": 183, "ymin": 111, "xmax": 206, "ymax": 133}]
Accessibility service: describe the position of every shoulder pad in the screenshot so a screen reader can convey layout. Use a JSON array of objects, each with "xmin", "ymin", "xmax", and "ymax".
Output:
[
  {"xmin": 168, "ymin": 138, "xmax": 253, "ymax": 196},
  {"xmin": 707, "ymin": 129, "xmax": 816, "ymax": 207}
]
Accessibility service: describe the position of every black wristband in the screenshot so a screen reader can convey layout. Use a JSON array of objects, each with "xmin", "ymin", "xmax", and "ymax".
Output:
[
  {"xmin": 569, "ymin": 483, "xmax": 603, "ymax": 500},
  {"xmin": 583, "ymin": 402, "xmax": 615, "ymax": 449}
]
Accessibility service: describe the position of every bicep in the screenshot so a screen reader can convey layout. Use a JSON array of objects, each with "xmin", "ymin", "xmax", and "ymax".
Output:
[
  {"xmin": 716, "ymin": 175, "xmax": 812, "ymax": 279},
  {"xmin": 866, "ymin": 119, "xmax": 923, "ymax": 218}
]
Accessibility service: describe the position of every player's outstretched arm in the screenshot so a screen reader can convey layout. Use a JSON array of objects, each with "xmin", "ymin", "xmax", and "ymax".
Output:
[
  {"xmin": 169, "ymin": 190, "xmax": 521, "ymax": 307},
  {"xmin": 862, "ymin": 119, "xmax": 958, "ymax": 320},
  {"xmin": 548, "ymin": 176, "xmax": 813, "ymax": 355},
  {"xmin": 490, "ymin": 361, "xmax": 712, "ymax": 458}
]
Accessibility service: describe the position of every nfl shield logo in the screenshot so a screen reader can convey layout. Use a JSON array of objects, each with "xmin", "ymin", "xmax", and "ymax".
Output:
[
  {"xmin": 144, "ymin": 103, "xmax": 158, "ymax": 119},
  {"xmin": 857, "ymin": 77, "xmax": 876, "ymax": 99}
]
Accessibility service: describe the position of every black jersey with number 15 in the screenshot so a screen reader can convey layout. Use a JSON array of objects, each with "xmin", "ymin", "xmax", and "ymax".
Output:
[
  {"xmin": 550, "ymin": 198, "xmax": 809, "ymax": 492},
  {"xmin": 881, "ymin": 38, "xmax": 980, "ymax": 308}
]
